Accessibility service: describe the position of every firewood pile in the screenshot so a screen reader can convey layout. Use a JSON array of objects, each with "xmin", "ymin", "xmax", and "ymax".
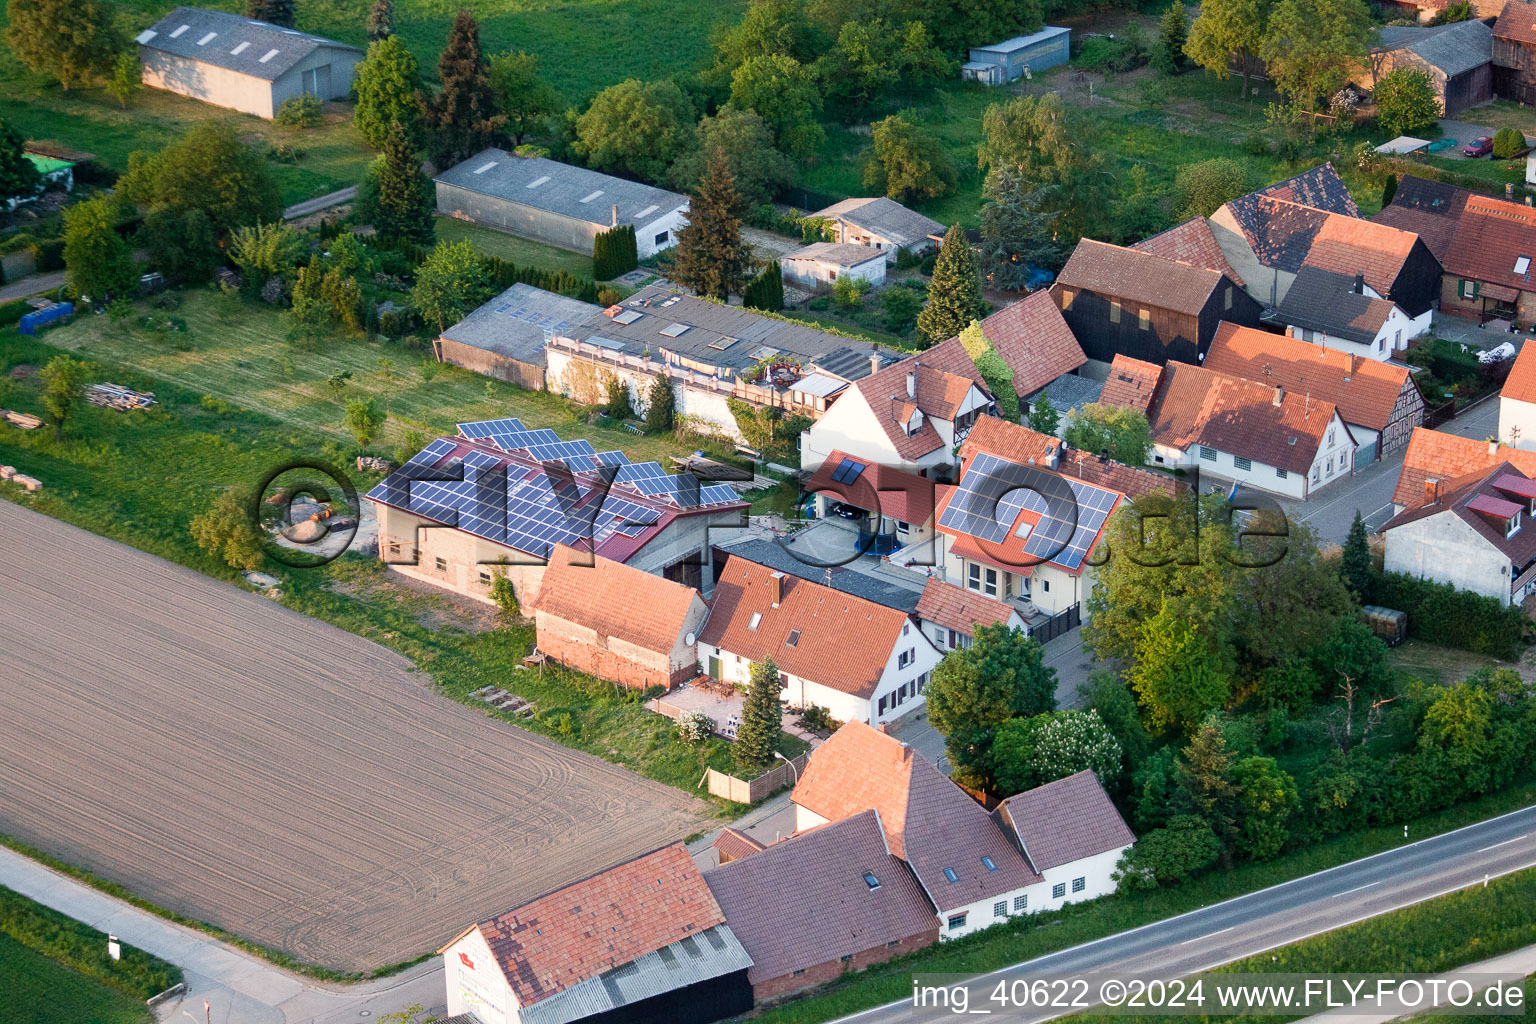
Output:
[{"xmin": 86, "ymin": 383, "xmax": 157, "ymax": 411}]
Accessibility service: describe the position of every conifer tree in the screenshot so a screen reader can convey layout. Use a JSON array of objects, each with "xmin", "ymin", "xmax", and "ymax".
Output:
[
  {"xmin": 367, "ymin": 0, "xmax": 394, "ymax": 40},
  {"xmin": 368, "ymin": 121, "xmax": 435, "ymax": 244},
  {"xmin": 743, "ymin": 262, "xmax": 784, "ymax": 311},
  {"xmin": 354, "ymin": 35, "xmax": 421, "ymax": 149},
  {"xmin": 245, "ymin": 0, "xmax": 295, "ymax": 28},
  {"xmin": 734, "ymin": 657, "xmax": 784, "ymax": 774},
  {"xmin": 669, "ymin": 147, "xmax": 753, "ymax": 301},
  {"xmin": 917, "ymin": 224, "xmax": 985, "ymax": 345},
  {"xmin": 644, "ymin": 374, "xmax": 675, "ymax": 434},
  {"xmin": 592, "ymin": 224, "xmax": 637, "ymax": 280},
  {"xmin": 1341, "ymin": 510, "xmax": 1372, "ymax": 600},
  {"xmin": 419, "ymin": 9, "xmax": 507, "ymax": 166}
]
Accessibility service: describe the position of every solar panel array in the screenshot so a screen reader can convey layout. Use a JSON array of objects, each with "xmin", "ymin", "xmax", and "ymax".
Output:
[
  {"xmin": 937, "ymin": 452, "xmax": 1118, "ymax": 571},
  {"xmin": 829, "ymin": 457, "xmax": 867, "ymax": 484}
]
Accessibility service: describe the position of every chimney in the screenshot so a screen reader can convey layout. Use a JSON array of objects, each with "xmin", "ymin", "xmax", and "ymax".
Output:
[
  {"xmin": 611, "ymin": 204, "xmax": 619, "ymax": 228},
  {"xmin": 1346, "ymin": 353, "xmax": 1356, "ymax": 375},
  {"xmin": 1046, "ymin": 441, "xmax": 1062, "ymax": 470},
  {"xmin": 906, "ymin": 370, "xmax": 916, "ymax": 399},
  {"xmin": 1425, "ymin": 477, "xmax": 1439, "ymax": 504},
  {"xmin": 1354, "ymin": 271, "xmax": 1364, "ymax": 295},
  {"xmin": 1490, "ymin": 437, "xmax": 1500, "ymax": 456},
  {"xmin": 870, "ymin": 352, "xmax": 882, "ymax": 376},
  {"xmin": 1272, "ymin": 385, "xmax": 1284, "ymax": 407},
  {"xmin": 770, "ymin": 571, "xmax": 786, "ymax": 607}
]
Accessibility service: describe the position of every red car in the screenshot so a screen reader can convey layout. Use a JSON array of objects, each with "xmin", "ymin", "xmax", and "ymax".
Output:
[{"xmin": 1464, "ymin": 136, "xmax": 1494, "ymax": 157}]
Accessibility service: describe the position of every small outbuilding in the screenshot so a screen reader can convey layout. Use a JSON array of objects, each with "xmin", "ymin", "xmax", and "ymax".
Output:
[
  {"xmin": 962, "ymin": 26, "xmax": 1071, "ymax": 85},
  {"xmin": 435, "ymin": 282, "xmax": 603, "ymax": 390},
  {"xmin": 779, "ymin": 242, "xmax": 888, "ymax": 292},
  {"xmin": 136, "ymin": 7, "xmax": 361, "ymax": 119},
  {"xmin": 809, "ymin": 197, "xmax": 945, "ymax": 261},
  {"xmin": 1365, "ymin": 20, "xmax": 1492, "ymax": 117}
]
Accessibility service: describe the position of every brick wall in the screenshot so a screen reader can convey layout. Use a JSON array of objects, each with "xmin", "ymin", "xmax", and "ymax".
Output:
[
  {"xmin": 751, "ymin": 929, "xmax": 940, "ymax": 1003},
  {"xmin": 538, "ymin": 630, "xmax": 688, "ymax": 690}
]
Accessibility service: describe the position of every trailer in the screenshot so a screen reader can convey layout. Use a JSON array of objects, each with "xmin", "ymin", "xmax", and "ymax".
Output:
[{"xmin": 1361, "ymin": 605, "xmax": 1408, "ymax": 647}]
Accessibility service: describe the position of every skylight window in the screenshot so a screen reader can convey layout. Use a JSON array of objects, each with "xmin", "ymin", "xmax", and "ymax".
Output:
[
  {"xmin": 169, "ymin": 23, "xmax": 190, "ymax": 38},
  {"xmin": 982, "ymin": 856, "xmax": 997, "ymax": 871},
  {"xmin": 785, "ymin": 629, "xmax": 801, "ymax": 648},
  {"xmin": 943, "ymin": 867, "xmax": 959, "ymax": 883},
  {"xmin": 660, "ymin": 323, "xmax": 691, "ymax": 338},
  {"xmin": 135, "ymin": 29, "xmax": 158, "ymax": 43},
  {"xmin": 1517, "ymin": 256, "xmax": 1531, "ymax": 275},
  {"xmin": 472, "ymin": 161, "xmax": 498, "ymax": 174},
  {"xmin": 526, "ymin": 175, "xmax": 550, "ymax": 188},
  {"xmin": 707, "ymin": 336, "xmax": 738, "ymax": 351},
  {"xmin": 635, "ymin": 204, "xmax": 659, "ymax": 219},
  {"xmin": 748, "ymin": 612, "xmax": 762, "ymax": 630},
  {"xmin": 258, "ymin": 48, "xmax": 280, "ymax": 62},
  {"xmin": 196, "ymin": 31, "xmax": 217, "ymax": 45},
  {"xmin": 579, "ymin": 190, "xmax": 604, "ymax": 203},
  {"xmin": 230, "ymin": 40, "xmax": 250, "ymax": 54},
  {"xmin": 1014, "ymin": 520, "xmax": 1033, "ymax": 540},
  {"xmin": 863, "ymin": 872, "xmax": 881, "ymax": 890},
  {"xmin": 613, "ymin": 309, "xmax": 643, "ymax": 325}
]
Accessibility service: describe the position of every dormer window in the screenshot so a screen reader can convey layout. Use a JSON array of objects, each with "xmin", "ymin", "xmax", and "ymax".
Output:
[{"xmin": 1509, "ymin": 509, "xmax": 1522, "ymax": 538}]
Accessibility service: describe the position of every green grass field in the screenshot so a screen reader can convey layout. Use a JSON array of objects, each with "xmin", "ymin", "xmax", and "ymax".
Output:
[
  {"xmin": 436, "ymin": 215, "xmax": 596, "ymax": 277},
  {"xmin": 0, "ymin": 933, "xmax": 152, "ymax": 1024}
]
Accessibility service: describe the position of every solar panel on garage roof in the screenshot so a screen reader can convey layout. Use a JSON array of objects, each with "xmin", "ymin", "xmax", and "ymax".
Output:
[
  {"xmin": 616, "ymin": 461, "xmax": 668, "ymax": 484},
  {"xmin": 830, "ymin": 457, "xmax": 867, "ymax": 484},
  {"xmin": 592, "ymin": 450, "xmax": 631, "ymax": 467},
  {"xmin": 938, "ymin": 452, "xmax": 1116, "ymax": 570},
  {"xmin": 404, "ymin": 437, "xmax": 457, "ymax": 467},
  {"xmin": 521, "ymin": 439, "xmax": 597, "ymax": 463},
  {"xmin": 458, "ymin": 418, "xmax": 525, "ymax": 438}
]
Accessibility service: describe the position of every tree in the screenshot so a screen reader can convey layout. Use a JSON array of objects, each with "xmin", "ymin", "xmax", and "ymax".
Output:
[
  {"xmin": 708, "ymin": 0, "xmax": 824, "ymax": 85},
  {"xmin": 917, "ymin": 224, "xmax": 985, "ymax": 345},
  {"xmin": 1176, "ymin": 719, "xmax": 1240, "ymax": 852},
  {"xmin": 863, "ymin": 115, "xmax": 956, "ymax": 202},
  {"xmin": 488, "ymin": 51, "xmax": 561, "ymax": 145},
  {"xmin": 925, "ymin": 624, "xmax": 1057, "ymax": 786},
  {"xmin": 1381, "ymin": 173, "xmax": 1399, "ymax": 209},
  {"xmin": 354, "ymin": 36, "xmax": 422, "ymax": 149},
  {"xmin": 0, "ymin": 118, "xmax": 42, "ymax": 206},
  {"xmin": 603, "ymin": 374, "xmax": 633, "ymax": 419},
  {"xmin": 1127, "ymin": 603, "xmax": 1231, "ymax": 733},
  {"xmin": 734, "ymin": 657, "xmax": 784, "ymax": 774},
  {"xmin": 1184, "ymin": 0, "xmax": 1271, "ymax": 99},
  {"xmin": 1064, "ymin": 403, "xmax": 1152, "ymax": 465},
  {"xmin": 38, "ymin": 355, "xmax": 93, "ymax": 441},
  {"xmin": 1374, "ymin": 68, "xmax": 1440, "ymax": 137},
  {"xmin": 367, "ymin": 0, "xmax": 393, "ymax": 40},
  {"xmin": 1154, "ymin": 1, "xmax": 1188, "ymax": 74},
  {"xmin": 1078, "ymin": 670, "xmax": 1154, "ymax": 772},
  {"xmin": 667, "ymin": 106, "xmax": 793, "ymax": 207},
  {"xmin": 5, "ymin": 0, "xmax": 122, "ymax": 90},
  {"xmin": 107, "ymin": 51, "xmax": 140, "ymax": 108},
  {"xmin": 991, "ymin": 710, "xmax": 1122, "ymax": 795},
  {"xmin": 730, "ymin": 54, "xmax": 825, "ymax": 160},
  {"xmin": 644, "ymin": 374, "xmax": 676, "ymax": 433},
  {"xmin": 572, "ymin": 78, "xmax": 696, "ymax": 182},
  {"xmin": 419, "ymin": 9, "xmax": 506, "ymax": 166},
  {"xmin": 412, "ymin": 239, "xmax": 489, "ymax": 331},
  {"xmin": 1259, "ymin": 0, "xmax": 1373, "ymax": 110},
  {"xmin": 118, "ymin": 123, "xmax": 282, "ymax": 235},
  {"xmin": 1232, "ymin": 755, "xmax": 1298, "ymax": 860},
  {"xmin": 1027, "ymin": 398, "xmax": 1059, "ymax": 435},
  {"xmin": 816, "ymin": 20, "xmax": 900, "ymax": 121},
  {"xmin": 593, "ymin": 224, "xmax": 638, "ymax": 281},
  {"xmin": 63, "ymin": 196, "xmax": 136, "ymax": 304},
  {"xmin": 1341, "ymin": 510, "xmax": 1372, "ymax": 599},
  {"xmin": 228, "ymin": 221, "xmax": 307, "ymax": 299},
  {"xmin": 1173, "ymin": 158, "xmax": 1251, "ymax": 220},
  {"xmin": 977, "ymin": 92, "xmax": 1081, "ymax": 191},
  {"xmin": 880, "ymin": 286, "xmax": 923, "ymax": 334},
  {"xmin": 287, "ymin": 258, "xmax": 339, "ymax": 346},
  {"xmin": 979, "ymin": 168, "xmax": 1068, "ymax": 290},
  {"xmin": 743, "ymin": 262, "xmax": 785, "ymax": 311},
  {"xmin": 1114, "ymin": 815, "xmax": 1222, "ymax": 888},
  {"xmin": 245, "ymin": 0, "xmax": 295, "ymax": 27},
  {"xmin": 1493, "ymin": 126, "xmax": 1525, "ymax": 159},
  {"xmin": 669, "ymin": 147, "xmax": 754, "ymax": 301},
  {"xmin": 345, "ymin": 398, "xmax": 386, "ymax": 454},
  {"xmin": 363, "ymin": 122, "xmax": 436, "ymax": 244},
  {"xmin": 138, "ymin": 206, "xmax": 220, "ymax": 283},
  {"xmin": 190, "ymin": 488, "xmax": 266, "ymax": 571}
]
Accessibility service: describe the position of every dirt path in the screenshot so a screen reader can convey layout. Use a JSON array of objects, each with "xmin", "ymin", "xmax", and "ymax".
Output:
[{"xmin": 0, "ymin": 499, "xmax": 711, "ymax": 973}]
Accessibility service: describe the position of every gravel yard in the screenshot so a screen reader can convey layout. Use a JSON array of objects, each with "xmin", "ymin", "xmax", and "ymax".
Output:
[{"xmin": 0, "ymin": 500, "xmax": 711, "ymax": 973}]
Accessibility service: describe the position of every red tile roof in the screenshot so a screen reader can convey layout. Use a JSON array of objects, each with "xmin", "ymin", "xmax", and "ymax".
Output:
[
  {"xmin": 806, "ymin": 450, "xmax": 936, "ymax": 525},
  {"xmin": 711, "ymin": 828, "xmax": 765, "ymax": 862},
  {"xmin": 533, "ymin": 545, "xmax": 700, "ymax": 654},
  {"xmin": 1494, "ymin": 0, "xmax": 1536, "ymax": 46},
  {"xmin": 1303, "ymin": 210, "xmax": 1423, "ymax": 300},
  {"xmin": 793, "ymin": 722, "xmax": 1041, "ymax": 903},
  {"xmin": 699, "ymin": 556, "xmax": 917, "ymax": 698},
  {"xmin": 1148, "ymin": 362, "xmax": 1340, "ymax": 475},
  {"xmin": 1099, "ymin": 355, "xmax": 1163, "ymax": 414},
  {"xmin": 1132, "ymin": 217, "xmax": 1247, "ymax": 286},
  {"xmin": 1443, "ymin": 194, "xmax": 1536, "ymax": 293},
  {"xmin": 1204, "ymin": 322, "xmax": 1417, "ymax": 432},
  {"xmin": 1390, "ymin": 427, "xmax": 1536, "ymax": 507},
  {"xmin": 1504, "ymin": 342, "xmax": 1536, "ymax": 405},
  {"xmin": 1056, "ymin": 239, "xmax": 1230, "ymax": 316},
  {"xmin": 854, "ymin": 344, "xmax": 990, "ymax": 460},
  {"xmin": 995, "ymin": 770, "xmax": 1136, "ymax": 871},
  {"xmin": 476, "ymin": 843, "xmax": 725, "ymax": 1007},
  {"xmin": 914, "ymin": 578, "xmax": 1020, "ymax": 636},
  {"xmin": 970, "ymin": 290, "xmax": 1087, "ymax": 395},
  {"xmin": 1384, "ymin": 461, "xmax": 1536, "ymax": 565},
  {"xmin": 703, "ymin": 810, "xmax": 937, "ymax": 985}
]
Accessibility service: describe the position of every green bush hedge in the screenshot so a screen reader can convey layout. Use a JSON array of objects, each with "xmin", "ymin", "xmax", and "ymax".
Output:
[
  {"xmin": 592, "ymin": 224, "xmax": 637, "ymax": 281},
  {"xmin": 1366, "ymin": 571, "xmax": 1528, "ymax": 659},
  {"xmin": 0, "ymin": 298, "xmax": 33, "ymax": 326},
  {"xmin": 1492, "ymin": 126, "xmax": 1525, "ymax": 159},
  {"xmin": 31, "ymin": 238, "xmax": 65, "ymax": 272},
  {"xmin": 482, "ymin": 255, "xmax": 600, "ymax": 303},
  {"xmin": 0, "ymin": 885, "xmax": 183, "ymax": 1000}
]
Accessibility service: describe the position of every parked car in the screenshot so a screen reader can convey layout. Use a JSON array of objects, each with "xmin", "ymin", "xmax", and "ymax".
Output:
[
  {"xmin": 828, "ymin": 501, "xmax": 866, "ymax": 520},
  {"xmin": 1464, "ymin": 136, "xmax": 1494, "ymax": 157}
]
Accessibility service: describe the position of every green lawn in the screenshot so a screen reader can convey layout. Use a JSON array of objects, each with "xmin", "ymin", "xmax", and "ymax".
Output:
[
  {"xmin": 436, "ymin": 216, "xmax": 597, "ymax": 277},
  {"xmin": 0, "ymin": 932, "xmax": 152, "ymax": 1024}
]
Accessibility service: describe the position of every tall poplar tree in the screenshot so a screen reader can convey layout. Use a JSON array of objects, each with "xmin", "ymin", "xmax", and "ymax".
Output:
[
  {"xmin": 419, "ymin": 9, "xmax": 506, "ymax": 166},
  {"xmin": 367, "ymin": 0, "xmax": 394, "ymax": 40},
  {"xmin": 917, "ymin": 224, "xmax": 985, "ymax": 345},
  {"xmin": 669, "ymin": 147, "xmax": 753, "ymax": 301}
]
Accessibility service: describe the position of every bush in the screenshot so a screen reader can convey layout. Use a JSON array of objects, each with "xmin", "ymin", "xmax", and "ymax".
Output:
[
  {"xmin": 0, "ymin": 298, "xmax": 32, "ymax": 327},
  {"xmin": 1366, "ymin": 571, "xmax": 1528, "ymax": 659},
  {"xmin": 0, "ymin": 885, "xmax": 182, "ymax": 1000},
  {"xmin": 592, "ymin": 224, "xmax": 638, "ymax": 281},
  {"xmin": 1493, "ymin": 127, "xmax": 1526, "ymax": 159},
  {"xmin": 1114, "ymin": 815, "xmax": 1223, "ymax": 888},
  {"xmin": 274, "ymin": 93, "xmax": 323, "ymax": 128},
  {"xmin": 677, "ymin": 709, "xmax": 713, "ymax": 743},
  {"xmin": 31, "ymin": 237, "xmax": 65, "ymax": 272}
]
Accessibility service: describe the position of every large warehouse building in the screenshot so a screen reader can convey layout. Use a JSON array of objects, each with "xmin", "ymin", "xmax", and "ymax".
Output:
[
  {"xmin": 436, "ymin": 150, "xmax": 690, "ymax": 258},
  {"xmin": 136, "ymin": 7, "xmax": 361, "ymax": 119}
]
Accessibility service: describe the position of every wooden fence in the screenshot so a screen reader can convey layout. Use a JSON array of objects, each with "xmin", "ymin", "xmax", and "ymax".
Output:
[{"xmin": 702, "ymin": 752, "xmax": 809, "ymax": 804}]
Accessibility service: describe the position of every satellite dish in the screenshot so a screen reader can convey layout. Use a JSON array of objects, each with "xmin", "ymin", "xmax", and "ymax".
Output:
[{"xmin": 685, "ymin": 632, "xmax": 697, "ymax": 646}]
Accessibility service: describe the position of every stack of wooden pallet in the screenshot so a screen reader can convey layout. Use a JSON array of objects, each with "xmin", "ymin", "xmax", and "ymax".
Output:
[
  {"xmin": 86, "ymin": 383, "xmax": 157, "ymax": 411},
  {"xmin": 471, "ymin": 685, "xmax": 535, "ymax": 718},
  {"xmin": 0, "ymin": 409, "xmax": 43, "ymax": 429}
]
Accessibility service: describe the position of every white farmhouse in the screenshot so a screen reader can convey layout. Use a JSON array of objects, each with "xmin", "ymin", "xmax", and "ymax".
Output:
[
  {"xmin": 1275, "ymin": 266, "xmax": 1422, "ymax": 361},
  {"xmin": 1498, "ymin": 341, "xmax": 1536, "ymax": 451},
  {"xmin": 809, "ymin": 197, "xmax": 946, "ymax": 261}
]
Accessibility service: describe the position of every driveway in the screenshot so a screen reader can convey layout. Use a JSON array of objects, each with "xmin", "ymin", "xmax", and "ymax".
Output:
[
  {"xmin": 0, "ymin": 269, "xmax": 64, "ymax": 303},
  {"xmin": 1432, "ymin": 118, "xmax": 1500, "ymax": 159}
]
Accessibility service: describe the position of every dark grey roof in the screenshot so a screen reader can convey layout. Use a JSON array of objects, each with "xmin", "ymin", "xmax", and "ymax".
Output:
[
  {"xmin": 435, "ymin": 149, "xmax": 687, "ymax": 231},
  {"xmin": 440, "ymin": 282, "xmax": 603, "ymax": 368},
  {"xmin": 561, "ymin": 284, "xmax": 902, "ymax": 379},
  {"xmin": 1032, "ymin": 372, "xmax": 1104, "ymax": 417},
  {"xmin": 996, "ymin": 769, "xmax": 1136, "ymax": 872},
  {"xmin": 812, "ymin": 198, "xmax": 946, "ymax": 248},
  {"xmin": 1275, "ymin": 265, "xmax": 1398, "ymax": 343},
  {"xmin": 1387, "ymin": 18, "xmax": 1492, "ymax": 77},
  {"xmin": 136, "ymin": 7, "xmax": 358, "ymax": 81},
  {"xmin": 782, "ymin": 242, "xmax": 888, "ymax": 267},
  {"xmin": 712, "ymin": 538, "xmax": 922, "ymax": 612}
]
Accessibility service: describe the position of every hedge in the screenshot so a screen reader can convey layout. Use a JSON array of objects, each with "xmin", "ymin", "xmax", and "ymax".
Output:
[
  {"xmin": 0, "ymin": 884, "xmax": 183, "ymax": 1000},
  {"xmin": 1366, "ymin": 570, "xmax": 1529, "ymax": 659},
  {"xmin": 0, "ymin": 298, "xmax": 33, "ymax": 327},
  {"xmin": 483, "ymin": 255, "xmax": 600, "ymax": 304},
  {"xmin": 592, "ymin": 224, "xmax": 637, "ymax": 281},
  {"xmin": 743, "ymin": 262, "xmax": 784, "ymax": 311}
]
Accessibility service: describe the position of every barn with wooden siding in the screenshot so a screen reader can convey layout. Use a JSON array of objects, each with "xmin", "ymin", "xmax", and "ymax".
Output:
[
  {"xmin": 1367, "ymin": 20, "xmax": 1492, "ymax": 116},
  {"xmin": 1494, "ymin": 0, "xmax": 1536, "ymax": 104}
]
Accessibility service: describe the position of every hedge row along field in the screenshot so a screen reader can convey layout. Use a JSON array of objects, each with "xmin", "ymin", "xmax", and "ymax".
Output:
[{"xmin": 0, "ymin": 884, "xmax": 182, "ymax": 1000}]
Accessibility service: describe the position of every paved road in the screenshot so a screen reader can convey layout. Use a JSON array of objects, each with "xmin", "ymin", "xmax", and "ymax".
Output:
[
  {"xmin": 0, "ymin": 269, "xmax": 65, "ymax": 303},
  {"xmin": 0, "ymin": 499, "xmax": 710, "ymax": 973},
  {"xmin": 835, "ymin": 804, "xmax": 1536, "ymax": 1023},
  {"xmin": 282, "ymin": 186, "xmax": 357, "ymax": 221}
]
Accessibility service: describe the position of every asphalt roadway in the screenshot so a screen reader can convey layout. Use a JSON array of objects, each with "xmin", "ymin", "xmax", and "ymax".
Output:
[{"xmin": 837, "ymin": 803, "xmax": 1536, "ymax": 1023}]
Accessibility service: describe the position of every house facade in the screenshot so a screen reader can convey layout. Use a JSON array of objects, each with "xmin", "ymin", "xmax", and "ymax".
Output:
[
  {"xmin": 698, "ymin": 556, "xmax": 943, "ymax": 726},
  {"xmin": 913, "ymin": 577, "xmax": 1027, "ymax": 652},
  {"xmin": 809, "ymin": 198, "xmax": 946, "ymax": 260},
  {"xmin": 779, "ymin": 243, "xmax": 888, "ymax": 292},
  {"xmin": 993, "ymin": 770, "xmax": 1136, "ymax": 907},
  {"xmin": 803, "ymin": 450, "xmax": 937, "ymax": 553},
  {"xmin": 1435, "ymin": 193, "xmax": 1536, "ymax": 323},
  {"xmin": 1276, "ymin": 266, "xmax": 1420, "ymax": 362},
  {"xmin": 1500, "ymin": 342, "xmax": 1536, "ymax": 449}
]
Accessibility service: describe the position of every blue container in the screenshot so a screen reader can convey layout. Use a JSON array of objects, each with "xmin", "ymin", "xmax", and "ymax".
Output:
[{"xmin": 18, "ymin": 302, "xmax": 74, "ymax": 335}]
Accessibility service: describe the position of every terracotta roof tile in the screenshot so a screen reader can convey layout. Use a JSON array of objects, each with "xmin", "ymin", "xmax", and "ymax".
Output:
[
  {"xmin": 1303, "ymin": 211, "xmax": 1422, "ymax": 299},
  {"xmin": 1057, "ymin": 448, "xmax": 1181, "ymax": 501},
  {"xmin": 1443, "ymin": 194, "xmax": 1536, "ymax": 293},
  {"xmin": 1390, "ymin": 427, "xmax": 1536, "ymax": 506},
  {"xmin": 1384, "ymin": 461, "xmax": 1536, "ymax": 565},
  {"xmin": 1148, "ymin": 362, "xmax": 1339, "ymax": 475},
  {"xmin": 476, "ymin": 843, "xmax": 724, "ymax": 1007},
  {"xmin": 698, "ymin": 556, "xmax": 917, "ymax": 699},
  {"xmin": 995, "ymin": 770, "xmax": 1135, "ymax": 871},
  {"xmin": 1132, "ymin": 216, "xmax": 1247, "ymax": 286},
  {"xmin": 806, "ymin": 450, "xmax": 936, "ymax": 525},
  {"xmin": 533, "ymin": 545, "xmax": 700, "ymax": 654},
  {"xmin": 1371, "ymin": 175, "xmax": 1472, "ymax": 262},
  {"xmin": 1504, "ymin": 341, "xmax": 1536, "ymax": 405},
  {"xmin": 1256, "ymin": 162, "xmax": 1361, "ymax": 217},
  {"xmin": 970, "ymin": 290, "xmax": 1087, "ymax": 395},
  {"xmin": 703, "ymin": 810, "xmax": 936, "ymax": 985},
  {"xmin": 793, "ymin": 722, "xmax": 1041, "ymax": 902},
  {"xmin": 1056, "ymin": 239, "xmax": 1228, "ymax": 316},
  {"xmin": 914, "ymin": 578, "xmax": 1019, "ymax": 636},
  {"xmin": 1205, "ymin": 322, "xmax": 1416, "ymax": 431},
  {"xmin": 1494, "ymin": 0, "xmax": 1536, "ymax": 46},
  {"xmin": 1100, "ymin": 355, "xmax": 1163, "ymax": 414},
  {"xmin": 958, "ymin": 414, "xmax": 1176, "ymax": 502},
  {"xmin": 711, "ymin": 828, "xmax": 766, "ymax": 862},
  {"xmin": 854, "ymin": 343, "xmax": 989, "ymax": 460}
]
